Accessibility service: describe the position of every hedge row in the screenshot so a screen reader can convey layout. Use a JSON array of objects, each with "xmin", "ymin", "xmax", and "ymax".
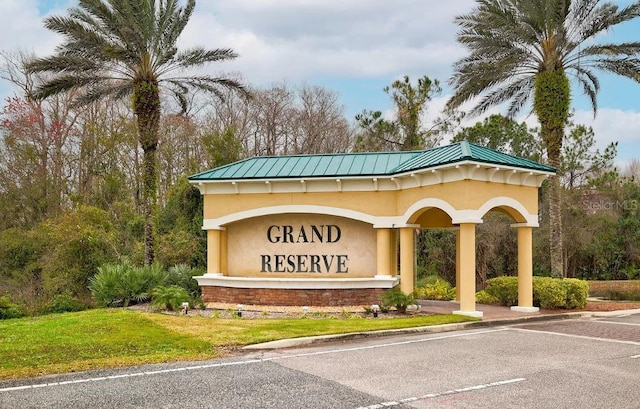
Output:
[{"xmin": 478, "ymin": 276, "xmax": 589, "ymax": 309}]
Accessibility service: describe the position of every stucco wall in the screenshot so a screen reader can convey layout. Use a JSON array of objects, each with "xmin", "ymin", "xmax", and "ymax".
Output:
[
  {"xmin": 203, "ymin": 180, "xmax": 538, "ymax": 224},
  {"xmin": 225, "ymin": 213, "xmax": 377, "ymax": 278}
]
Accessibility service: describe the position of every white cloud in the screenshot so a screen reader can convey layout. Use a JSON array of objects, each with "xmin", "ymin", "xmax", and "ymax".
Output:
[
  {"xmin": 0, "ymin": 0, "xmax": 67, "ymax": 56},
  {"xmin": 2, "ymin": 0, "xmax": 638, "ymax": 160},
  {"xmin": 442, "ymin": 100, "xmax": 640, "ymax": 160},
  {"xmin": 572, "ymin": 108, "xmax": 640, "ymax": 147},
  {"xmin": 179, "ymin": 0, "xmax": 473, "ymax": 84}
]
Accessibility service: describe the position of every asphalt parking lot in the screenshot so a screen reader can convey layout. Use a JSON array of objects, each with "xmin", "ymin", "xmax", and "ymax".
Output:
[{"xmin": 1, "ymin": 313, "xmax": 639, "ymax": 408}]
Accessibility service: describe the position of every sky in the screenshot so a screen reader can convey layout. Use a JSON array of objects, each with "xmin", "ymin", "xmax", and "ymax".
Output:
[{"xmin": 1, "ymin": 0, "xmax": 639, "ymax": 164}]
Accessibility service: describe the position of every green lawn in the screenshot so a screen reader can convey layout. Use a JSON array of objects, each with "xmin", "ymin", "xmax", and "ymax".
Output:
[{"xmin": 0, "ymin": 309, "xmax": 477, "ymax": 380}]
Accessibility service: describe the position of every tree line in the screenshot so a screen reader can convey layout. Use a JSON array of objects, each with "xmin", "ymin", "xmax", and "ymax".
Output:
[
  {"xmin": 2, "ymin": 56, "xmax": 638, "ymax": 311},
  {"xmin": 1, "ymin": 0, "xmax": 640, "ymax": 312}
]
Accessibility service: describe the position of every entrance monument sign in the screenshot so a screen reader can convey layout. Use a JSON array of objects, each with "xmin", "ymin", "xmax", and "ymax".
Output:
[{"xmin": 189, "ymin": 142, "xmax": 555, "ymax": 316}]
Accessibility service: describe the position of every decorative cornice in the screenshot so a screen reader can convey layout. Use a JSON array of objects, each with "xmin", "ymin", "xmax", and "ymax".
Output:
[
  {"xmin": 194, "ymin": 273, "xmax": 400, "ymax": 289},
  {"xmin": 192, "ymin": 161, "xmax": 552, "ymax": 195}
]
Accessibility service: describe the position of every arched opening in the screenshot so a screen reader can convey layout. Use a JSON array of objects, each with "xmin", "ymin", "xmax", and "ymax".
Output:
[
  {"xmin": 475, "ymin": 203, "xmax": 529, "ymax": 290},
  {"xmin": 474, "ymin": 201, "xmax": 538, "ymax": 312},
  {"xmin": 406, "ymin": 205, "xmax": 457, "ymax": 291}
]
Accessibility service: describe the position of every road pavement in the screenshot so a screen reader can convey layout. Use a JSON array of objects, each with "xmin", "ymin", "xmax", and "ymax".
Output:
[{"xmin": 1, "ymin": 312, "xmax": 638, "ymax": 408}]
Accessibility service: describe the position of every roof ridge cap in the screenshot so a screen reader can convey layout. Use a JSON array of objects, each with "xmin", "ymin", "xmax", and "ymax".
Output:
[{"xmin": 459, "ymin": 141, "xmax": 472, "ymax": 158}]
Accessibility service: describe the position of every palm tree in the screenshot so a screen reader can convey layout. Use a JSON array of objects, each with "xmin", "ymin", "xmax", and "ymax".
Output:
[
  {"xmin": 27, "ymin": 0, "xmax": 247, "ymax": 265},
  {"xmin": 448, "ymin": 0, "xmax": 640, "ymax": 277}
]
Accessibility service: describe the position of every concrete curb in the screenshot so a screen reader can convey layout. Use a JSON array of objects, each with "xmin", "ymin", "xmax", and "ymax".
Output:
[{"xmin": 242, "ymin": 308, "xmax": 640, "ymax": 350}]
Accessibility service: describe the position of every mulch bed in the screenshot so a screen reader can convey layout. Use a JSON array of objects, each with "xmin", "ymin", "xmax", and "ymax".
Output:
[
  {"xmin": 128, "ymin": 300, "xmax": 640, "ymax": 319},
  {"xmin": 129, "ymin": 302, "xmax": 426, "ymax": 319}
]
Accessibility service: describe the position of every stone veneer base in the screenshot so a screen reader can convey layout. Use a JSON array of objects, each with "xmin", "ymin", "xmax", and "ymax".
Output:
[
  {"xmin": 201, "ymin": 286, "xmax": 390, "ymax": 306},
  {"xmin": 196, "ymin": 274, "xmax": 400, "ymax": 306}
]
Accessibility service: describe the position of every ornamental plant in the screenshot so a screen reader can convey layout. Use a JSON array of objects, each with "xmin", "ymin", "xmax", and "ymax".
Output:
[{"xmin": 380, "ymin": 288, "xmax": 418, "ymax": 313}]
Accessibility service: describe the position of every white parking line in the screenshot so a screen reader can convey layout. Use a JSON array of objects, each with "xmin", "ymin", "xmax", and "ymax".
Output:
[
  {"xmin": 512, "ymin": 328, "xmax": 640, "ymax": 346},
  {"xmin": 266, "ymin": 328, "xmax": 510, "ymax": 360},
  {"xmin": 355, "ymin": 378, "xmax": 526, "ymax": 409},
  {"xmin": 0, "ymin": 328, "xmax": 508, "ymax": 393},
  {"xmin": 593, "ymin": 320, "xmax": 640, "ymax": 327},
  {"xmin": 630, "ymin": 354, "xmax": 640, "ymax": 359}
]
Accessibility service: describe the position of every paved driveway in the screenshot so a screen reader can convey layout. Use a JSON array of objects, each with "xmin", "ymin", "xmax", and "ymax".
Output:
[{"xmin": 1, "ymin": 313, "xmax": 639, "ymax": 408}]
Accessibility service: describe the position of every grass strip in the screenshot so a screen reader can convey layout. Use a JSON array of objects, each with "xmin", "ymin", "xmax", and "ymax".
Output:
[
  {"xmin": 143, "ymin": 312, "xmax": 477, "ymax": 346},
  {"xmin": 0, "ymin": 309, "xmax": 214, "ymax": 380},
  {"xmin": 0, "ymin": 309, "xmax": 476, "ymax": 380}
]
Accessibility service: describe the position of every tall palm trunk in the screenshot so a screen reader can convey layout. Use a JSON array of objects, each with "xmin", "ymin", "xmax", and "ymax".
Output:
[
  {"xmin": 534, "ymin": 69, "xmax": 570, "ymax": 278},
  {"xmin": 134, "ymin": 78, "xmax": 161, "ymax": 266}
]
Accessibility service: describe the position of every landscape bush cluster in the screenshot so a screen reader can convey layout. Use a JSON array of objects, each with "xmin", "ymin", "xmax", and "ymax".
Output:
[
  {"xmin": 0, "ymin": 295, "xmax": 27, "ymax": 319},
  {"xmin": 89, "ymin": 262, "xmax": 203, "ymax": 310},
  {"xmin": 0, "ymin": 180, "xmax": 205, "ymax": 317},
  {"xmin": 379, "ymin": 288, "xmax": 417, "ymax": 313},
  {"xmin": 477, "ymin": 276, "xmax": 589, "ymax": 309},
  {"xmin": 414, "ymin": 276, "xmax": 455, "ymax": 301}
]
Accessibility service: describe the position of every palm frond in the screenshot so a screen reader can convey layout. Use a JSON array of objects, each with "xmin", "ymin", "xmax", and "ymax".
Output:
[
  {"xmin": 449, "ymin": 0, "xmax": 640, "ymax": 120},
  {"xmin": 607, "ymin": 1, "xmax": 640, "ymax": 26},
  {"xmin": 575, "ymin": 2, "xmax": 634, "ymax": 43},
  {"xmin": 28, "ymin": 0, "xmax": 245, "ymax": 105},
  {"xmin": 158, "ymin": 48, "xmax": 237, "ymax": 75},
  {"xmin": 593, "ymin": 58, "xmax": 640, "ymax": 83},
  {"xmin": 573, "ymin": 68, "xmax": 599, "ymax": 115},
  {"xmin": 73, "ymin": 80, "xmax": 132, "ymax": 107},
  {"xmin": 506, "ymin": 84, "xmax": 535, "ymax": 118},
  {"xmin": 469, "ymin": 76, "xmax": 535, "ymax": 117},
  {"xmin": 164, "ymin": 75, "xmax": 248, "ymax": 98},
  {"xmin": 29, "ymin": 74, "xmax": 100, "ymax": 100},
  {"xmin": 27, "ymin": 55, "xmax": 100, "ymax": 74},
  {"xmin": 165, "ymin": 80, "xmax": 189, "ymax": 114},
  {"xmin": 579, "ymin": 42, "xmax": 640, "ymax": 58}
]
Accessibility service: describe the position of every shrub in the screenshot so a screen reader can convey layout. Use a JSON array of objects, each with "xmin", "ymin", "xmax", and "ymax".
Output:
[
  {"xmin": 562, "ymin": 278, "xmax": 589, "ymax": 309},
  {"xmin": 415, "ymin": 276, "xmax": 455, "ymax": 301},
  {"xmin": 379, "ymin": 287, "xmax": 417, "ymax": 313},
  {"xmin": 484, "ymin": 276, "xmax": 519, "ymax": 306},
  {"xmin": 89, "ymin": 261, "xmax": 169, "ymax": 307},
  {"xmin": 40, "ymin": 205, "xmax": 116, "ymax": 298},
  {"xmin": 533, "ymin": 277, "xmax": 566, "ymax": 309},
  {"xmin": 416, "ymin": 275, "xmax": 451, "ymax": 287},
  {"xmin": 483, "ymin": 276, "xmax": 589, "ymax": 309},
  {"xmin": 475, "ymin": 290, "xmax": 499, "ymax": 305},
  {"xmin": 166, "ymin": 264, "xmax": 203, "ymax": 298},
  {"xmin": 90, "ymin": 262, "xmax": 133, "ymax": 307},
  {"xmin": 151, "ymin": 286, "xmax": 191, "ymax": 311},
  {"xmin": 137, "ymin": 263, "xmax": 169, "ymax": 293},
  {"xmin": 0, "ymin": 295, "xmax": 26, "ymax": 320},
  {"xmin": 45, "ymin": 293, "xmax": 86, "ymax": 314}
]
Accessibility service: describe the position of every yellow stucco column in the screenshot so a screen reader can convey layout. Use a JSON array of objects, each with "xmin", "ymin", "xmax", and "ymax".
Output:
[
  {"xmin": 455, "ymin": 228, "xmax": 461, "ymax": 302},
  {"xmin": 220, "ymin": 229, "xmax": 228, "ymax": 275},
  {"xmin": 390, "ymin": 230, "xmax": 398, "ymax": 276},
  {"xmin": 511, "ymin": 226, "xmax": 539, "ymax": 312},
  {"xmin": 207, "ymin": 229, "xmax": 222, "ymax": 275},
  {"xmin": 454, "ymin": 223, "xmax": 482, "ymax": 317},
  {"xmin": 399, "ymin": 227, "xmax": 415, "ymax": 294},
  {"xmin": 376, "ymin": 228, "xmax": 393, "ymax": 276}
]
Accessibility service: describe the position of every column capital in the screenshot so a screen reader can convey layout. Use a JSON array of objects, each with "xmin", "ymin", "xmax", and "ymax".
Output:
[
  {"xmin": 202, "ymin": 219, "xmax": 226, "ymax": 231},
  {"xmin": 453, "ymin": 219, "xmax": 483, "ymax": 225}
]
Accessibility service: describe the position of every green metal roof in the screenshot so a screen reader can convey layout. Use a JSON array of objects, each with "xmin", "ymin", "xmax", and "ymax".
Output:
[{"xmin": 189, "ymin": 141, "xmax": 555, "ymax": 181}]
